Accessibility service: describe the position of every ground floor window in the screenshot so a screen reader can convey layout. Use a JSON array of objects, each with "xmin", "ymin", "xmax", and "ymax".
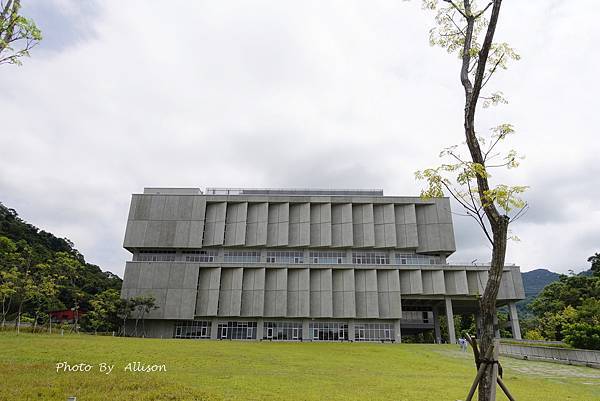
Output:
[
  {"xmin": 217, "ymin": 321, "xmax": 257, "ymax": 340},
  {"xmin": 174, "ymin": 320, "xmax": 211, "ymax": 339},
  {"xmin": 354, "ymin": 323, "xmax": 394, "ymax": 342},
  {"xmin": 309, "ymin": 322, "xmax": 348, "ymax": 341},
  {"xmin": 263, "ymin": 321, "xmax": 303, "ymax": 340}
]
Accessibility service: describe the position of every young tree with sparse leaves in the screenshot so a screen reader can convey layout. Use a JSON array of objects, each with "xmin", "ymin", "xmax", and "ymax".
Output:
[
  {"xmin": 130, "ymin": 296, "xmax": 158, "ymax": 338},
  {"xmin": 415, "ymin": 1, "xmax": 527, "ymax": 400}
]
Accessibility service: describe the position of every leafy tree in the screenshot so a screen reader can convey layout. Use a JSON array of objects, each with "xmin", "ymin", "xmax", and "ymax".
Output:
[
  {"xmin": 82, "ymin": 289, "xmax": 122, "ymax": 333},
  {"xmin": 417, "ymin": 1, "xmax": 525, "ymax": 399},
  {"xmin": 0, "ymin": 236, "xmax": 19, "ymax": 326},
  {"xmin": 0, "ymin": 0, "xmax": 42, "ymax": 66},
  {"xmin": 523, "ymin": 329, "xmax": 543, "ymax": 341},
  {"xmin": 528, "ymin": 255, "xmax": 600, "ymax": 348},
  {"xmin": 588, "ymin": 253, "xmax": 600, "ymax": 277},
  {"xmin": 0, "ymin": 267, "xmax": 19, "ymax": 327},
  {"xmin": 530, "ymin": 274, "xmax": 600, "ymax": 317},
  {"xmin": 563, "ymin": 323, "xmax": 600, "ymax": 350}
]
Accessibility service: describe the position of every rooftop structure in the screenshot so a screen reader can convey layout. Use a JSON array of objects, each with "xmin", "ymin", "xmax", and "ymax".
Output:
[{"xmin": 120, "ymin": 187, "xmax": 524, "ymax": 342}]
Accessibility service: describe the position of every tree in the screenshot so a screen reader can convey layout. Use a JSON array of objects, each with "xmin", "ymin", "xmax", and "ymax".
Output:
[
  {"xmin": 563, "ymin": 322, "xmax": 600, "ymax": 350},
  {"xmin": 116, "ymin": 298, "xmax": 134, "ymax": 337},
  {"xmin": 0, "ymin": 236, "xmax": 19, "ymax": 327},
  {"xmin": 0, "ymin": 268, "xmax": 19, "ymax": 327},
  {"xmin": 416, "ymin": 1, "xmax": 525, "ymax": 400},
  {"xmin": 588, "ymin": 253, "xmax": 600, "ymax": 277},
  {"xmin": 0, "ymin": 0, "xmax": 42, "ymax": 65},
  {"xmin": 529, "ymin": 255, "xmax": 600, "ymax": 347},
  {"xmin": 82, "ymin": 289, "xmax": 122, "ymax": 333},
  {"xmin": 130, "ymin": 296, "xmax": 158, "ymax": 337}
]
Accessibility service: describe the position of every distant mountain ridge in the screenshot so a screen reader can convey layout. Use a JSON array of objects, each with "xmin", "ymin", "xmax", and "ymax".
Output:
[{"xmin": 521, "ymin": 268, "xmax": 561, "ymax": 298}]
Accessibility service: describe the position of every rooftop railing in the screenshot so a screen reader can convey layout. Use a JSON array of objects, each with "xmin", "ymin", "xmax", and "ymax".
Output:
[{"xmin": 204, "ymin": 187, "xmax": 384, "ymax": 196}]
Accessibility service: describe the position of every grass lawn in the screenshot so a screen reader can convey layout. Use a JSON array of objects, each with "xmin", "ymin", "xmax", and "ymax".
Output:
[{"xmin": 0, "ymin": 332, "xmax": 598, "ymax": 401}]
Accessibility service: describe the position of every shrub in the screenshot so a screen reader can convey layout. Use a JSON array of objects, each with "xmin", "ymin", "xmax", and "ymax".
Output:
[{"xmin": 563, "ymin": 322, "xmax": 600, "ymax": 350}]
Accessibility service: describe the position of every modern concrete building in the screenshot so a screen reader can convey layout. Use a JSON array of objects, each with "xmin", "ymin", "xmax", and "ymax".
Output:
[{"xmin": 120, "ymin": 188, "xmax": 525, "ymax": 342}]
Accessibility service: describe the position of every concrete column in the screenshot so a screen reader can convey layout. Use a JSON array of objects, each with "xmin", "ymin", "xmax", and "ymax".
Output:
[
  {"xmin": 508, "ymin": 302, "xmax": 522, "ymax": 340},
  {"xmin": 433, "ymin": 307, "xmax": 442, "ymax": 344},
  {"xmin": 393, "ymin": 319, "xmax": 402, "ymax": 343},
  {"xmin": 445, "ymin": 297, "xmax": 456, "ymax": 344},
  {"xmin": 493, "ymin": 312, "xmax": 500, "ymax": 339},
  {"xmin": 256, "ymin": 318, "xmax": 264, "ymax": 340},
  {"xmin": 475, "ymin": 313, "xmax": 482, "ymax": 339},
  {"xmin": 210, "ymin": 319, "xmax": 219, "ymax": 339},
  {"xmin": 348, "ymin": 319, "xmax": 355, "ymax": 342},
  {"xmin": 302, "ymin": 319, "xmax": 311, "ymax": 341}
]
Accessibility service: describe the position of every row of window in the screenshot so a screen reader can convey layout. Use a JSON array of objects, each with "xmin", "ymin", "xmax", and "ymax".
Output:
[
  {"xmin": 352, "ymin": 252, "xmax": 390, "ymax": 265},
  {"xmin": 223, "ymin": 251, "xmax": 261, "ymax": 263},
  {"xmin": 173, "ymin": 321, "xmax": 396, "ymax": 342},
  {"xmin": 137, "ymin": 249, "xmax": 178, "ymax": 262},
  {"xmin": 136, "ymin": 250, "xmax": 443, "ymax": 265},
  {"xmin": 183, "ymin": 250, "xmax": 218, "ymax": 262},
  {"xmin": 354, "ymin": 323, "xmax": 394, "ymax": 341},
  {"xmin": 216, "ymin": 321, "xmax": 257, "ymax": 340},
  {"xmin": 395, "ymin": 253, "xmax": 442, "ymax": 265},
  {"xmin": 264, "ymin": 321, "xmax": 302, "ymax": 340},
  {"xmin": 174, "ymin": 320, "xmax": 211, "ymax": 339},
  {"xmin": 309, "ymin": 251, "xmax": 346, "ymax": 264},
  {"xmin": 266, "ymin": 251, "xmax": 304, "ymax": 264}
]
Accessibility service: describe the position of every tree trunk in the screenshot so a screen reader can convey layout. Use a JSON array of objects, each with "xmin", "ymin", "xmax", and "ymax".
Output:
[
  {"xmin": 455, "ymin": 1, "xmax": 508, "ymax": 399},
  {"xmin": 477, "ymin": 217, "xmax": 508, "ymax": 401}
]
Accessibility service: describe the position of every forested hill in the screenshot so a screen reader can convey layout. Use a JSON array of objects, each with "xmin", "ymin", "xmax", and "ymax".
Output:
[
  {"xmin": 522, "ymin": 269, "xmax": 561, "ymax": 298},
  {"xmin": 0, "ymin": 202, "xmax": 121, "ymax": 314}
]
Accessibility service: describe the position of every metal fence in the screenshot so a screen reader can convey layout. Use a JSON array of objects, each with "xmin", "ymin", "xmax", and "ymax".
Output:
[{"xmin": 500, "ymin": 343, "xmax": 600, "ymax": 368}]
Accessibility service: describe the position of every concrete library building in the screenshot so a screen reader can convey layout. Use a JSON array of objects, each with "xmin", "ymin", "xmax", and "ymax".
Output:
[{"xmin": 120, "ymin": 188, "xmax": 525, "ymax": 343}]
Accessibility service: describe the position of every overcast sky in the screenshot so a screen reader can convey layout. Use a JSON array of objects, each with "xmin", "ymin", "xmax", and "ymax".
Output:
[{"xmin": 1, "ymin": 0, "xmax": 598, "ymax": 276}]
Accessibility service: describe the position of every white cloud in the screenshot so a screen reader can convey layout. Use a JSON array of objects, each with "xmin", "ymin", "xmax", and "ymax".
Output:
[{"xmin": 1, "ymin": 0, "xmax": 598, "ymax": 275}]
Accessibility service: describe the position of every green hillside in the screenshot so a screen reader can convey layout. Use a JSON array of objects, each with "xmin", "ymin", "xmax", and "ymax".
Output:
[{"xmin": 0, "ymin": 202, "xmax": 121, "ymax": 323}]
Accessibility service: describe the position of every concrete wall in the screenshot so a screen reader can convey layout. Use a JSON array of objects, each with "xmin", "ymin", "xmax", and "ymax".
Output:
[
  {"xmin": 121, "ymin": 262, "xmax": 199, "ymax": 319},
  {"xmin": 500, "ymin": 343, "xmax": 600, "ymax": 368},
  {"xmin": 124, "ymin": 194, "xmax": 456, "ymax": 253},
  {"xmin": 121, "ymin": 263, "xmax": 525, "ymax": 322}
]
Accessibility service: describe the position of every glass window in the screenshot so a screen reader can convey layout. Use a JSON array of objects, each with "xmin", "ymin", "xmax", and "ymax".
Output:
[
  {"xmin": 309, "ymin": 251, "xmax": 346, "ymax": 264},
  {"xmin": 265, "ymin": 251, "xmax": 304, "ymax": 264},
  {"xmin": 173, "ymin": 320, "xmax": 211, "ymax": 339},
  {"xmin": 395, "ymin": 253, "xmax": 442, "ymax": 265},
  {"xmin": 352, "ymin": 252, "xmax": 390, "ymax": 265},
  {"xmin": 308, "ymin": 322, "xmax": 348, "ymax": 341},
  {"xmin": 263, "ymin": 321, "xmax": 303, "ymax": 341},
  {"xmin": 354, "ymin": 323, "xmax": 395, "ymax": 342},
  {"xmin": 137, "ymin": 250, "xmax": 178, "ymax": 262},
  {"xmin": 182, "ymin": 249, "xmax": 218, "ymax": 262},
  {"xmin": 223, "ymin": 250, "xmax": 261, "ymax": 263},
  {"xmin": 216, "ymin": 321, "xmax": 257, "ymax": 340}
]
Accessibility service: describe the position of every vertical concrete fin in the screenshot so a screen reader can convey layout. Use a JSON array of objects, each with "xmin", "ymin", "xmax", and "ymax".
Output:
[
  {"xmin": 310, "ymin": 203, "xmax": 332, "ymax": 247},
  {"xmin": 332, "ymin": 203, "xmax": 353, "ymax": 247},
  {"xmin": 245, "ymin": 202, "xmax": 268, "ymax": 246},
  {"xmin": 203, "ymin": 202, "xmax": 226, "ymax": 246},
  {"xmin": 225, "ymin": 202, "xmax": 248, "ymax": 246},
  {"xmin": 289, "ymin": 203, "xmax": 310, "ymax": 247}
]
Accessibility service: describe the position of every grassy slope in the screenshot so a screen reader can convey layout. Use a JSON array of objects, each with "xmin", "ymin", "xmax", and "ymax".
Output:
[{"xmin": 1, "ymin": 333, "xmax": 598, "ymax": 401}]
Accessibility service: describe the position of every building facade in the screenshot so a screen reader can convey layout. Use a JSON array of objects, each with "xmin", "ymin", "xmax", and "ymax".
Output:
[{"xmin": 120, "ymin": 188, "xmax": 525, "ymax": 342}]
